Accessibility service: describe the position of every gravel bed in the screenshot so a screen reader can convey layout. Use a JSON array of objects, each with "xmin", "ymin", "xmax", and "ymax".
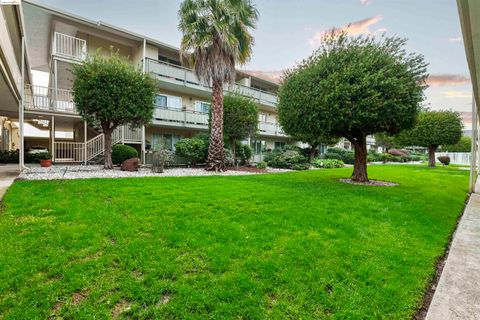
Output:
[
  {"xmin": 338, "ymin": 178, "xmax": 398, "ymax": 187},
  {"xmin": 19, "ymin": 165, "xmax": 290, "ymax": 181}
]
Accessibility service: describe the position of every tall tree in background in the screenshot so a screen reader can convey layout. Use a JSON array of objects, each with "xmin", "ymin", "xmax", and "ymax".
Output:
[
  {"xmin": 278, "ymin": 32, "xmax": 428, "ymax": 182},
  {"xmin": 398, "ymin": 111, "xmax": 463, "ymax": 167},
  {"xmin": 178, "ymin": 0, "xmax": 258, "ymax": 171},
  {"xmin": 72, "ymin": 52, "xmax": 156, "ymax": 169}
]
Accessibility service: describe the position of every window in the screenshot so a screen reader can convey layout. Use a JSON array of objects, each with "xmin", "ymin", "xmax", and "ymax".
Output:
[
  {"xmin": 158, "ymin": 55, "xmax": 181, "ymax": 66},
  {"xmin": 155, "ymin": 94, "xmax": 182, "ymax": 109},
  {"xmin": 258, "ymin": 113, "xmax": 267, "ymax": 123},
  {"xmin": 251, "ymin": 140, "xmax": 266, "ymax": 154},
  {"xmin": 274, "ymin": 142, "xmax": 285, "ymax": 150},
  {"xmin": 195, "ymin": 101, "xmax": 210, "ymax": 113},
  {"xmin": 152, "ymin": 133, "xmax": 182, "ymax": 151}
]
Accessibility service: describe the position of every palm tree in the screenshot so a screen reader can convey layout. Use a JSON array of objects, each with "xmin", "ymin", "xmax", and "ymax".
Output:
[{"xmin": 178, "ymin": 0, "xmax": 258, "ymax": 171}]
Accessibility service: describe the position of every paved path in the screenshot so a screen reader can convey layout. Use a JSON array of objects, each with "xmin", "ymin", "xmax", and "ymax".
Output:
[
  {"xmin": 426, "ymin": 193, "xmax": 480, "ymax": 320},
  {"xmin": 0, "ymin": 164, "xmax": 19, "ymax": 200}
]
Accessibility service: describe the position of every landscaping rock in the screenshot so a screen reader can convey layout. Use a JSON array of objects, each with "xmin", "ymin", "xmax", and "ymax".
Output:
[{"xmin": 121, "ymin": 158, "xmax": 140, "ymax": 171}]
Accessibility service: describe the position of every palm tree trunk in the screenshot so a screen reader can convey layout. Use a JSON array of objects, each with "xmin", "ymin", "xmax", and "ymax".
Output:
[{"xmin": 206, "ymin": 80, "xmax": 225, "ymax": 171}]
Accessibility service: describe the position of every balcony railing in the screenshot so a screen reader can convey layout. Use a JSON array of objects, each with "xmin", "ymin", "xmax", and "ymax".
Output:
[
  {"xmin": 53, "ymin": 32, "xmax": 87, "ymax": 61},
  {"xmin": 258, "ymin": 121, "xmax": 286, "ymax": 137},
  {"xmin": 24, "ymin": 84, "xmax": 76, "ymax": 113},
  {"xmin": 145, "ymin": 59, "xmax": 278, "ymax": 107},
  {"xmin": 153, "ymin": 107, "xmax": 209, "ymax": 128}
]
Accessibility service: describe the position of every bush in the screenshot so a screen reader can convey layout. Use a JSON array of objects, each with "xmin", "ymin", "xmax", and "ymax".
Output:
[
  {"xmin": 312, "ymin": 158, "xmax": 344, "ymax": 168},
  {"xmin": 151, "ymin": 146, "xmax": 174, "ymax": 173},
  {"xmin": 224, "ymin": 148, "xmax": 234, "ymax": 166},
  {"xmin": 388, "ymin": 149, "xmax": 409, "ymax": 157},
  {"xmin": 112, "ymin": 145, "xmax": 138, "ymax": 165},
  {"xmin": 0, "ymin": 150, "xmax": 19, "ymax": 163},
  {"xmin": 235, "ymin": 142, "xmax": 253, "ymax": 165},
  {"xmin": 380, "ymin": 153, "xmax": 392, "ymax": 163},
  {"xmin": 325, "ymin": 147, "xmax": 355, "ymax": 164},
  {"xmin": 367, "ymin": 151, "xmax": 382, "ymax": 162},
  {"xmin": 438, "ymin": 156, "xmax": 450, "ymax": 166},
  {"xmin": 26, "ymin": 151, "xmax": 52, "ymax": 163},
  {"xmin": 390, "ymin": 155, "xmax": 402, "ymax": 162},
  {"xmin": 264, "ymin": 149, "xmax": 308, "ymax": 169},
  {"xmin": 291, "ymin": 163, "xmax": 310, "ymax": 171},
  {"xmin": 256, "ymin": 161, "xmax": 267, "ymax": 169},
  {"xmin": 175, "ymin": 137, "xmax": 207, "ymax": 166}
]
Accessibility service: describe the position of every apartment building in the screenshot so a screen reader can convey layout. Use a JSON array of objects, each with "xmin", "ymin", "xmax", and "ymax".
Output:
[
  {"xmin": 0, "ymin": 1, "xmax": 29, "ymax": 158},
  {"xmin": 11, "ymin": 0, "xmax": 291, "ymax": 166}
]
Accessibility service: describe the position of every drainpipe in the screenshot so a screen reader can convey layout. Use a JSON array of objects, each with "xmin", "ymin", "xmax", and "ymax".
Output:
[
  {"xmin": 83, "ymin": 121, "xmax": 87, "ymax": 165},
  {"xmin": 141, "ymin": 38, "xmax": 147, "ymax": 164}
]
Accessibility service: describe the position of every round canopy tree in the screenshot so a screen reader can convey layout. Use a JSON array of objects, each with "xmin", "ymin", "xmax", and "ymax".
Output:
[
  {"xmin": 278, "ymin": 33, "xmax": 428, "ymax": 182},
  {"xmin": 72, "ymin": 52, "xmax": 157, "ymax": 169},
  {"xmin": 398, "ymin": 111, "xmax": 463, "ymax": 167}
]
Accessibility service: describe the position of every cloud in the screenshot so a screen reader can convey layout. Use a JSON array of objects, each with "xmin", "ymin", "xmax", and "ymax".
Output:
[
  {"xmin": 427, "ymin": 74, "xmax": 470, "ymax": 87},
  {"xmin": 242, "ymin": 70, "xmax": 284, "ymax": 84},
  {"xmin": 448, "ymin": 36, "xmax": 462, "ymax": 43},
  {"xmin": 309, "ymin": 15, "xmax": 385, "ymax": 48},
  {"xmin": 441, "ymin": 90, "xmax": 472, "ymax": 99},
  {"xmin": 360, "ymin": 0, "xmax": 371, "ymax": 5}
]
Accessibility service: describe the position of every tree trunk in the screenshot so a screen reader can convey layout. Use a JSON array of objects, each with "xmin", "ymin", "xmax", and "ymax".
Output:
[
  {"xmin": 351, "ymin": 136, "xmax": 368, "ymax": 182},
  {"xmin": 309, "ymin": 144, "xmax": 318, "ymax": 162},
  {"xmin": 206, "ymin": 80, "xmax": 225, "ymax": 172},
  {"xmin": 428, "ymin": 145, "xmax": 437, "ymax": 168},
  {"xmin": 103, "ymin": 129, "xmax": 113, "ymax": 169}
]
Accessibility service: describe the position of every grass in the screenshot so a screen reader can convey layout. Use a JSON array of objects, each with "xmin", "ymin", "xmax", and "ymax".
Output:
[{"xmin": 0, "ymin": 165, "xmax": 469, "ymax": 319}]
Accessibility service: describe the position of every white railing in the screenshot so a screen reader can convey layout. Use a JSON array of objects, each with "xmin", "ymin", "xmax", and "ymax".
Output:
[
  {"xmin": 258, "ymin": 121, "xmax": 286, "ymax": 137},
  {"xmin": 0, "ymin": 7, "xmax": 21, "ymax": 93},
  {"xmin": 436, "ymin": 152, "xmax": 471, "ymax": 165},
  {"xmin": 153, "ymin": 107, "xmax": 209, "ymax": 128},
  {"xmin": 24, "ymin": 84, "xmax": 76, "ymax": 113},
  {"xmin": 55, "ymin": 142, "xmax": 85, "ymax": 162},
  {"xmin": 122, "ymin": 126, "xmax": 142, "ymax": 142},
  {"xmin": 145, "ymin": 59, "xmax": 278, "ymax": 106},
  {"xmin": 53, "ymin": 32, "xmax": 87, "ymax": 61}
]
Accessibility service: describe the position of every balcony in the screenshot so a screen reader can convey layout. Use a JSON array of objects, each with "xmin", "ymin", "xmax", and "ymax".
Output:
[
  {"xmin": 52, "ymin": 32, "xmax": 87, "ymax": 61},
  {"xmin": 145, "ymin": 59, "xmax": 278, "ymax": 107},
  {"xmin": 258, "ymin": 121, "xmax": 287, "ymax": 137},
  {"xmin": 24, "ymin": 85, "xmax": 77, "ymax": 114}
]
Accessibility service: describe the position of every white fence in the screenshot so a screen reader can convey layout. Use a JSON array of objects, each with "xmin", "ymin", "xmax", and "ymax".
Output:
[{"xmin": 435, "ymin": 152, "xmax": 471, "ymax": 165}]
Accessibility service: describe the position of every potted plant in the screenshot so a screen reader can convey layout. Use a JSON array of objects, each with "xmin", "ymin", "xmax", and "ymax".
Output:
[{"xmin": 38, "ymin": 152, "xmax": 52, "ymax": 167}]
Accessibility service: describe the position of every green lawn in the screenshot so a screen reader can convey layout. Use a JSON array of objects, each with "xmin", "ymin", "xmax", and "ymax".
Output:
[{"xmin": 0, "ymin": 165, "xmax": 469, "ymax": 319}]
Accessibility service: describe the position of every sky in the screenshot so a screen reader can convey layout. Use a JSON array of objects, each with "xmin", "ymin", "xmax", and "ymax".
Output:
[{"xmin": 34, "ymin": 0, "xmax": 472, "ymax": 122}]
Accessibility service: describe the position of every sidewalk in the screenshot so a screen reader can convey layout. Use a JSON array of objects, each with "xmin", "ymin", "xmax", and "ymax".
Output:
[
  {"xmin": 0, "ymin": 164, "xmax": 19, "ymax": 200},
  {"xmin": 426, "ymin": 193, "xmax": 480, "ymax": 320}
]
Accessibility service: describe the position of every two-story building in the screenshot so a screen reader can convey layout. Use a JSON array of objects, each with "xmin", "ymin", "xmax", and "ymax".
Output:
[{"xmin": 14, "ymin": 0, "xmax": 291, "ymax": 166}]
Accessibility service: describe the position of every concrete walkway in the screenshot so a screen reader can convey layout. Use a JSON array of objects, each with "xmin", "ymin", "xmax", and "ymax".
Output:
[
  {"xmin": 0, "ymin": 164, "xmax": 19, "ymax": 200},
  {"xmin": 426, "ymin": 193, "xmax": 480, "ymax": 320}
]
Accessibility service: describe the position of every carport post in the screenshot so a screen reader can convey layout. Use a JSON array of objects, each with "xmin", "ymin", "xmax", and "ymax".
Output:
[
  {"xmin": 50, "ymin": 116, "xmax": 55, "ymax": 163},
  {"xmin": 469, "ymin": 96, "xmax": 477, "ymax": 193},
  {"xmin": 19, "ymin": 36, "xmax": 25, "ymax": 170},
  {"xmin": 84, "ymin": 121, "xmax": 87, "ymax": 165}
]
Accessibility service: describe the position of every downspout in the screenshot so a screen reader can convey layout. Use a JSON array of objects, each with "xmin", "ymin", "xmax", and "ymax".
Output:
[
  {"xmin": 19, "ymin": 35, "xmax": 27, "ymax": 170},
  {"xmin": 469, "ymin": 95, "xmax": 477, "ymax": 193}
]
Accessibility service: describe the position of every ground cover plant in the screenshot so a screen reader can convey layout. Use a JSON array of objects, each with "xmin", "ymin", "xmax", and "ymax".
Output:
[{"xmin": 0, "ymin": 165, "xmax": 468, "ymax": 319}]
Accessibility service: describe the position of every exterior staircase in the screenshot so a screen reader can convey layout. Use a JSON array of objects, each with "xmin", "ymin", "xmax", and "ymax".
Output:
[{"xmin": 54, "ymin": 125, "xmax": 142, "ymax": 163}]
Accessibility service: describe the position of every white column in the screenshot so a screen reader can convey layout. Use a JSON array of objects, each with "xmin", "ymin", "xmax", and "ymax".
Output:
[
  {"xmin": 51, "ymin": 116, "xmax": 55, "ymax": 162},
  {"xmin": 470, "ymin": 96, "xmax": 477, "ymax": 193},
  {"xmin": 141, "ymin": 125, "xmax": 146, "ymax": 164},
  {"xmin": 83, "ymin": 121, "xmax": 87, "ymax": 165},
  {"xmin": 53, "ymin": 59, "xmax": 58, "ymax": 112},
  {"xmin": 19, "ymin": 36, "xmax": 25, "ymax": 170}
]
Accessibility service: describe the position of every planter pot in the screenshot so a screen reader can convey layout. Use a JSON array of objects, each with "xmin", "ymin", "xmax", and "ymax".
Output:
[{"xmin": 40, "ymin": 159, "xmax": 52, "ymax": 167}]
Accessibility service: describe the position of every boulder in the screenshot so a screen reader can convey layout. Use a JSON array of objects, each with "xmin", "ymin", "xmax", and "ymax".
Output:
[{"xmin": 121, "ymin": 157, "xmax": 140, "ymax": 171}]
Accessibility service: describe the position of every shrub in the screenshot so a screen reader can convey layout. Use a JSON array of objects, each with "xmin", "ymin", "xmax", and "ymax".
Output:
[
  {"xmin": 410, "ymin": 154, "xmax": 421, "ymax": 161},
  {"xmin": 312, "ymin": 158, "xmax": 344, "ymax": 168},
  {"xmin": 175, "ymin": 137, "xmax": 207, "ymax": 166},
  {"xmin": 388, "ymin": 148, "xmax": 409, "ymax": 157},
  {"xmin": 325, "ymin": 147, "xmax": 355, "ymax": 164},
  {"xmin": 390, "ymin": 155, "xmax": 402, "ymax": 162},
  {"xmin": 438, "ymin": 156, "xmax": 450, "ymax": 166},
  {"xmin": 256, "ymin": 161, "xmax": 267, "ymax": 169},
  {"xmin": 112, "ymin": 145, "xmax": 138, "ymax": 165},
  {"xmin": 26, "ymin": 151, "xmax": 52, "ymax": 163},
  {"xmin": 380, "ymin": 153, "xmax": 392, "ymax": 163},
  {"xmin": 235, "ymin": 142, "xmax": 253, "ymax": 165},
  {"xmin": 0, "ymin": 150, "xmax": 19, "ymax": 163},
  {"xmin": 224, "ymin": 148, "xmax": 234, "ymax": 166},
  {"xmin": 367, "ymin": 151, "xmax": 382, "ymax": 162},
  {"xmin": 264, "ymin": 149, "xmax": 308, "ymax": 169},
  {"xmin": 291, "ymin": 163, "xmax": 310, "ymax": 171},
  {"xmin": 151, "ymin": 146, "xmax": 174, "ymax": 173}
]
